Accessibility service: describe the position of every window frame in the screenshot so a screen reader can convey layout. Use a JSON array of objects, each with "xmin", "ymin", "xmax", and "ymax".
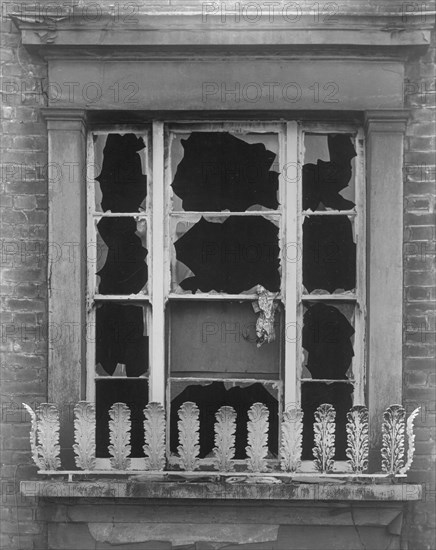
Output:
[{"xmin": 84, "ymin": 119, "xmax": 366, "ymax": 472}]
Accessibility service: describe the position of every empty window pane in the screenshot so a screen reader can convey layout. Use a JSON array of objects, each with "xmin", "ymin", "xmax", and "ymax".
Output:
[
  {"xmin": 303, "ymin": 215, "xmax": 356, "ymax": 294},
  {"xmin": 303, "ymin": 134, "xmax": 356, "ymax": 211},
  {"xmin": 172, "ymin": 215, "xmax": 281, "ymax": 294},
  {"xmin": 170, "ymin": 131, "xmax": 280, "ymax": 212},
  {"xmin": 93, "ymin": 133, "xmax": 148, "ymax": 213}
]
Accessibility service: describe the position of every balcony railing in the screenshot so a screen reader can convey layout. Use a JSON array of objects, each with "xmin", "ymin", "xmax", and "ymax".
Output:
[{"xmin": 22, "ymin": 401, "xmax": 419, "ymax": 481}]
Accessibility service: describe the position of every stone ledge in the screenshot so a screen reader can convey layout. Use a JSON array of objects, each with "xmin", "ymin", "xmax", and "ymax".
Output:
[{"xmin": 21, "ymin": 480, "xmax": 422, "ymax": 501}]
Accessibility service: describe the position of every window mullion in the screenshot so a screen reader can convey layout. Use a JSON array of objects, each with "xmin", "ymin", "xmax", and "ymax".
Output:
[
  {"xmin": 284, "ymin": 121, "xmax": 299, "ymax": 408},
  {"xmin": 150, "ymin": 121, "xmax": 166, "ymax": 404}
]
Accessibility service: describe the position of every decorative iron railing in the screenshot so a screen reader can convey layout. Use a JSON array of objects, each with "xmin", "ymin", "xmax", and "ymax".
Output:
[{"xmin": 22, "ymin": 401, "xmax": 420, "ymax": 479}]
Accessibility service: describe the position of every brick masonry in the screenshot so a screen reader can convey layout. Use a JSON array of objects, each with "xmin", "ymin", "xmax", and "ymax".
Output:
[{"xmin": 0, "ymin": 5, "xmax": 435, "ymax": 550}]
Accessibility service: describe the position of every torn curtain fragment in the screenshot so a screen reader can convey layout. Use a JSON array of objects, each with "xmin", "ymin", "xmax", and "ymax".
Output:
[
  {"xmin": 174, "ymin": 216, "xmax": 281, "ymax": 294},
  {"xmin": 303, "ymin": 134, "xmax": 356, "ymax": 211},
  {"xmin": 252, "ymin": 285, "xmax": 278, "ymax": 347},
  {"xmin": 303, "ymin": 215, "xmax": 356, "ymax": 293},
  {"xmin": 171, "ymin": 132, "xmax": 279, "ymax": 211}
]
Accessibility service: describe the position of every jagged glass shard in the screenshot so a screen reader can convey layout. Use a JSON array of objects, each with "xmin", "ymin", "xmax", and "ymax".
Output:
[
  {"xmin": 170, "ymin": 381, "xmax": 278, "ymax": 459},
  {"xmin": 143, "ymin": 403, "xmax": 166, "ymax": 471},
  {"xmin": 73, "ymin": 402, "xmax": 96, "ymax": 470},
  {"xmin": 246, "ymin": 402, "xmax": 270, "ymax": 473},
  {"xmin": 303, "ymin": 215, "xmax": 356, "ymax": 294},
  {"xmin": 213, "ymin": 406, "xmax": 237, "ymax": 472},
  {"xmin": 177, "ymin": 402, "xmax": 200, "ymax": 471},
  {"xmin": 171, "ymin": 132, "xmax": 279, "ymax": 212},
  {"xmin": 400, "ymin": 407, "xmax": 421, "ymax": 474},
  {"xmin": 96, "ymin": 217, "xmax": 148, "ymax": 295},
  {"xmin": 381, "ymin": 404, "xmax": 406, "ymax": 474},
  {"xmin": 96, "ymin": 379, "xmax": 148, "ymax": 458},
  {"xmin": 280, "ymin": 407, "xmax": 303, "ymax": 473},
  {"xmin": 36, "ymin": 403, "xmax": 61, "ymax": 471},
  {"xmin": 108, "ymin": 402, "xmax": 132, "ymax": 470},
  {"xmin": 345, "ymin": 405, "xmax": 369, "ymax": 474},
  {"xmin": 303, "ymin": 133, "xmax": 356, "ymax": 211},
  {"xmin": 174, "ymin": 216, "xmax": 280, "ymax": 294},
  {"xmin": 95, "ymin": 133, "xmax": 147, "ymax": 213},
  {"xmin": 313, "ymin": 403, "xmax": 336, "ymax": 473}
]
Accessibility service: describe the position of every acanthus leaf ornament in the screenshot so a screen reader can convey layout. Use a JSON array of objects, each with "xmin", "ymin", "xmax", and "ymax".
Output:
[
  {"xmin": 177, "ymin": 402, "xmax": 200, "ymax": 471},
  {"xmin": 108, "ymin": 403, "xmax": 131, "ymax": 470},
  {"xmin": 73, "ymin": 402, "xmax": 96, "ymax": 470},
  {"xmin": 280, "ymin": 407, "xmax": 303, "ymax": 473},
  {"xmin": 22, "ymin": 403, "xmax": 43, "ymax": 469},
  {"xmin": 400, "ymin": 407, "xmax": 420, "ymax": 475},
  {"xmin": 381, "ymin": 404, "xmax": 406, "ymax": 474},
  {"xmin": 143, "ymin": 402, "xmax": 166, "ymax": 471},
  {"xmin": 36, "ymin": 403, "xmax": 61, "ymax": 470},
  {"xmin": 246, "ymin": 403, "xmax": 269, "ymax": 473},
  {"xmin": 345, "ymin": 405, "xmax": 369, "ymax": 474},
  {"xmin": 313, "ymin": 404, "xmax": 336, "ymax": 473},
  {"xmin": 213, "ymin": 406, "xmax": 236, "ymax": 472}
]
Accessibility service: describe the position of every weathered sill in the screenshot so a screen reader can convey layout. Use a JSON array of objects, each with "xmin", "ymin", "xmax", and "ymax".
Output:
[{"xmin": 21, "ymin": 479, "xmax": 422, "ymax": 501}]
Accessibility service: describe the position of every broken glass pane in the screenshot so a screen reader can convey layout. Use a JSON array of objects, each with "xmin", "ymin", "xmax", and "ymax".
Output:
[
  {"xmin": 302, "ymin": 215, "xmax": 356, "ymax": 293},
  {"xmin": 170, "ymin": 131, "xmax": 280, "ymax": 212},
  {"xmin": 168, "ymin": 301, "xmax": 282, "ymax": 378},
  {"xmin": 93, "ymin": 133, "xmax": 148, "ymax": 213},
  {"xmin": 301, "ymin": 381, "xmax": 353, "ymax": 460},
  {"xmin": 302, "ymin": 302, "xmax": 355, "ymax": 380},
  {"xmin": 303, "ymin": 134, "xmax": 356, "ymax": 211},
  {"xmin": 95, "ymin": 302, "xmax": 149, "ymax": 377},
  {"xmin": 169, "ymin": 380, "xmax": 279, "ymax": 459},
  {"xmin": 95, "ymin": 378, "xmax": 148, "ymax": 458},
  {"xmin": 172, "ymin": 215, "xmax": 281, "ymax": 294},
  {"xmin": 96, "ymin": 217, "xmax": 148, "ymax": 295}
]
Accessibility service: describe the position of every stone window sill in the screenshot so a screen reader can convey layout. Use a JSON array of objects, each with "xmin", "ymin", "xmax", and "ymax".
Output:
[{"xmin": 21, "ymin": 479, "xmax": 422, "ymax": 501}]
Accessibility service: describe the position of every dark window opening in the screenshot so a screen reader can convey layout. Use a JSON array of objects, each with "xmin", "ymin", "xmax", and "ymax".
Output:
[
  {"xmin": 95, "ymin": 133, "xmax": 147, "ymax": 213},
  {"xmin": 302, "ymin": 215, "xmax": 356, "ymax": 293},
  {"xmin": 174, "ymin": 216, "xmax": 280, "ymax": 294},
  {"xmin": 95, "ymin": 303, "xmax": 149, "ymax": 377},
  {"xmin": 303, "ymin": 134, "xmax": 356, "ymax": 211},
  {"xmin": 171, "ymin": 132, "xmax": 279, "ymax": 212},
  {"xmin": 170, "ymin": 381, "xmax": 279, "ymax": 459}
]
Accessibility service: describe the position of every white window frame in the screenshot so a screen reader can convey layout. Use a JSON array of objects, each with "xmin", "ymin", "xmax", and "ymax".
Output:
[{"xmin": 85, "ymin": 119, "xmax": 366, "ymax": 472}]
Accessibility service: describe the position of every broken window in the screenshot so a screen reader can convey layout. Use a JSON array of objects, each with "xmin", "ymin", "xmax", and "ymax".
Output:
[
  {"xmin": 169, "ymin": 380, "xmax": 279, "ymax": 459},
  {"xmin": 302, "ymin": 215, "xmax": 356, "ymax": 294},
  {"xmin": 172, "ymin": 215, "xmax": 281, "ymax": 294},
  {"xmin": 170, "ymin": 131, "xmax": 280, "ymax": 212},
  {"xmin": 86, "ymin": 123, "xmax": 364, "ymax": 471},
  {"xmin": 303, "ymin": 133, "xmax": 356, "ymax": 212}
]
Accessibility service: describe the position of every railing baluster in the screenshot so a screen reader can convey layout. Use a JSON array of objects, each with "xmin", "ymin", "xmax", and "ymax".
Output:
[
  {"xmin": 381, "ymin": 404, "xmax": 406, "ymax": 475},
  {"xmin": 313, "ymin": 404, "xmax": 336, "ymax": 473},
  {"xmin": 73, "ymin": 402, "xmax": 96, "ymax": 470},
  {"xmin": 280, "ymin": 407, "xmax": 303, "ymax": 473},
  {"xmin": 345, "ymin": 405, "xmax": 369, "ymax": 474},
  {"xmin": 213, "ymin": 406, "xmax": 236, "ymax": 472},
  {"xmin": 177, "ymin": 402, "xmax": 200, "ymax": 471},
  {"xmin": 143, "ymin": 402, "xmax": 166, "ymax": 471},
  {"xmin": 246, "ymin": 403, "xmax": 269, "ymax": 473},
  {"xmin": 108, "ymin": 403, "xmax": 131, "ymax": 470}
]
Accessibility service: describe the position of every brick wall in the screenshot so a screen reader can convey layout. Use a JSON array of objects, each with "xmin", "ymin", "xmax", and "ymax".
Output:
[
  {"xmin": 403, "ymin": 30, "xmax": 436, "ymax": 550},
  {"xmin": 1, "ymin": 8, "xmax": 435, "ymax": 550},
  {"xmin": 1, "ymin": 8, "xmax": 48, "ymax": 549}
]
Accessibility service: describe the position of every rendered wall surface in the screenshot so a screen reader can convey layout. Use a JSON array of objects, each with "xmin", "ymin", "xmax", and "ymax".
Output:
[{"xmin": 0, "ymin": 3, "xmax": 435, "ymax": 550}]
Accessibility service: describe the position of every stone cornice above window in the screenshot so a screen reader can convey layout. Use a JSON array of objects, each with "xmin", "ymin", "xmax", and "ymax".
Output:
[{"xmin": 9, "ymin": 1, "xmax": 433, "ymax": 54}]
